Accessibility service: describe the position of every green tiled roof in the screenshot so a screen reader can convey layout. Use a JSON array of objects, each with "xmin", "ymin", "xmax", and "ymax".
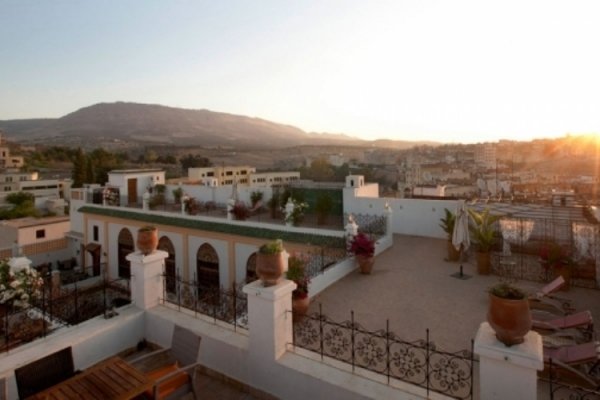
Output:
[{"xmin": 79, "ymin": 206, "xmax": 346, "ymax": 248}]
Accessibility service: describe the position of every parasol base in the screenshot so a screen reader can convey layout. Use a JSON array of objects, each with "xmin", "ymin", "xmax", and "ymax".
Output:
[{"xmin": 450, "ymin": 265, "xmax": 472, "ymax": 280}]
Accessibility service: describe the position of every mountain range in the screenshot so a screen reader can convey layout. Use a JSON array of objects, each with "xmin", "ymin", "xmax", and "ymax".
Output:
[{"xmin": 0, "ymin": 102, "xmax": 436, "ymax": 149}]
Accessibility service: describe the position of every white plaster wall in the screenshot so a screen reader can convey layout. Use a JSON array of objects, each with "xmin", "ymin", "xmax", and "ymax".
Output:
[
  {"xmin": 235, "ymin": 243, "xmax": 259, "ymax": 284},
  {"xmin": 0, "ymin": 306, "xmax": 144, "ymax": 400},
  {"xmin": 164, "ymin": 184, "xmax": 273, "ymax": 207},
  {"xmin": 146, "ymin": 306, "xmax": 432, "ymax": 400},
  {"xmin": 344, "ymin": 197, "xmax": 459, "ymax": 239},
  {"xmin": 0, "ymin": 226, "xmax": 17, "ymax": 249},
  {"xmin": 157, "ymin": 230, "xmax": 184, "ymax": 277},
  {"xmin": 107, "ymin": 223, "xmax": 136, "ymax": 278},
  {"xmin": 17, "ymin": 221, "xmax": 70, "ymax": 245},
  {"xmin": 69, "ymin": 197, "xmax": 86, "ymax": 236},
  {"xmin": 187, "ymin": 235, "xmax": 229, "ymax": 286}
]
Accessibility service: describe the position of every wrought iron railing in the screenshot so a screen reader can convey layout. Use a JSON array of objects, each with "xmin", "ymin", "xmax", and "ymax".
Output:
[
  {"xmin": 292, "ymin": 305, "xmax": 475, "ymax": 399},
  {"xmin": 161, "ymin": 275, "xmax": 248, "ymax": 331},
  {"xmin": 344, "ymin": 213, "xmax": 387, "ymax": 238},
  {"xmin": 540, "ymin": 358, "xmax": 600, "ymax": 399},
  {"xmin": 489, "ymin": 216, "xmax": 599, "ymax": 289},
  {"xmin": 1, "ymin": 267, "xmax": 131, "ymax": 353},
  {"xmin": 304, "ymin": 246, "xmax": 350, "ymax": 279}
]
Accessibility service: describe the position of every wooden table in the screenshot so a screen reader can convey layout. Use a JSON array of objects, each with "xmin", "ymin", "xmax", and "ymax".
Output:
[{"xmin": 29, "ymin": 356, "xmax": 154, "ymax": 400}]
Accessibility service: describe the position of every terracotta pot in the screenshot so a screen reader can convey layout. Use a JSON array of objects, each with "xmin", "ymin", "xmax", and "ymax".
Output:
[
  {"xmin": 292, "ymin": 295, "xmax": 310, "ymax": 322},
  {"xmin": 256, "ymin": 252, "xmax": 285, "ymax": 286},
  {"xmin": 136, "ymin": 227, "xmax": 158, "ymax": 255},
  {"xmin": 447, "ymin": 241, "xmax": 460, "ymax": 262},
  {"xmin": 476, "ymin": 252, "xmax": 491, "ymax": 275},
  {"xmin": 356, "ymin": 254, "xmax": 374, "ymax": 274},
  {"xmin": 488, "ymin": 293, "xmax": 532, "ymax": 346}
]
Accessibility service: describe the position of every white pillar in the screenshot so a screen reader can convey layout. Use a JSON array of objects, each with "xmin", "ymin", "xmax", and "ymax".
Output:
[
  {"xmin": 142, "ymin": 190, "xmax": 151, "ymax": 211},
  {"xmin": 474, "ymin": 322, "xmax": 544, "ymax": 400},
  {"xmin": 243, "ymin": 279, "xmax": 296, "ymax": 361},
  {"xmin": 284, "ymin": 199, "xmax": 294, "ymax": 227},
  {"xmin": 227, "ymin": 198, "xmax": 235, "ymax": 220},
  {"xmin": 126, "ymin": 250, "xmax": 168, "ymax": 310}
]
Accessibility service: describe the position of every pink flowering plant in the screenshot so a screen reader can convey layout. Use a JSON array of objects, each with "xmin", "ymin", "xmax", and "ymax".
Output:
[
  {"xmin": 0, "ymin": 259, "xmax": 44, "ymax": 308},
  {"xmin": 349, "ymin": 232, "xmax": 375, "ymax": 258}
]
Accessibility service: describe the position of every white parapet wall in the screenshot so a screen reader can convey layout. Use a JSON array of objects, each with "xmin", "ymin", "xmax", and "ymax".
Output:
[
  {"xmin": 148, "ymin": 299, "xmax": 437, "ymax": 400},
  {"xmin": 0, "ymin": 305, "xmax": 145, "ymax": 400}
]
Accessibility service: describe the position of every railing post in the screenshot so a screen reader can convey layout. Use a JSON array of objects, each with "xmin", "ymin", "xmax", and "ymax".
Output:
[
  {"xmin": 351, "ymin": 310, "xmax": 355, "ymax": 373},
  {"xmin": 126, "ymin": 250, "xmax": 168, "ymax": 310},
  {"xmin": 426, "ymin": 328, "xmax": 430, "ymax": 397},
  {"xmin": 474, "ymin": 322, "xmax": 543, "ymax": 400}
]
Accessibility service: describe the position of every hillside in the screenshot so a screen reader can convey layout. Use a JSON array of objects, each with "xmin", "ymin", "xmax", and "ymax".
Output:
[{"xmin": 0, "ymin": 102, "xmax": 436, "ymax": 150}]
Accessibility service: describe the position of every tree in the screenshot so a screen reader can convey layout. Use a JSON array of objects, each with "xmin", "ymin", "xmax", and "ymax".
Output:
[
  {"xmin": 300, "ymin": 158, "xmax": 334, "ymax": 182},
  {"xmin": 0, "ymin": 192, "xmax": 39, "ymax": 219},
  {"xmin": 85, "ymin": 157, "xmax": 94, "ymax": 184},
  {"xmin": 72, "ymin": 148, "xmax": 86, "ymax": 188},
  {"xmin": 180, "ymin": 154, "xmax": 212, "ymax": 170}
]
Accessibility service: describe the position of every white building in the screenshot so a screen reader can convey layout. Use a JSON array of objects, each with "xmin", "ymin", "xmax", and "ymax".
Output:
[{"xmin": 474, "ymin": 143, "xmax": 497, "ymax": 169}]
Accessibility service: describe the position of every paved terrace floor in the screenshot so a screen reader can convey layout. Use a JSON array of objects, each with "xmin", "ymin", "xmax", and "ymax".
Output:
[{"xmin": 308, "ymin": 234, "xmax": 600, "ymax": 354}]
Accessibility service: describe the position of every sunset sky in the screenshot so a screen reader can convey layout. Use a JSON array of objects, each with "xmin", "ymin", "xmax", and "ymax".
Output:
[{"xmin": 1, "ymin": 1, "xmax": 599, "ymax": 143}]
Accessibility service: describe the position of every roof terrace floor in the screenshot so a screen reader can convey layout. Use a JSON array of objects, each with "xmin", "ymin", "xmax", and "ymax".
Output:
[{"xmin": 309, "ymin": 234, "xmax": 600, "ymax": 353}]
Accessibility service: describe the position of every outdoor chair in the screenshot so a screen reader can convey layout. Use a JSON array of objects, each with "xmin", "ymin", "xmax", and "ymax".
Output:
[
  {"xmin": 528, "ymin": 276, "xmax": 575, "ymax": 315},
  {"xmin": 129, "ymin": 325, "xmax": 201, "ymax": 374},
  {"xmin": 533, "ymin": 310, "xmax": 594, "ymax": 340},
  {"xmin": 14, "ymin": 347, "xmax": 75, "ymax": 399},
  {"xmin": 543, "ymin": 341, "xmax": 600, "ymax": 390},
  {"xmin": 129, "ymin": 325, "xmax": 201, "ymax": 400}
]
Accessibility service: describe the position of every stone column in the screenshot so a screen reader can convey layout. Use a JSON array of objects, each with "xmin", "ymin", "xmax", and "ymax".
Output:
[
  {"xmin": 474, "ymin": 322, "xmax": 544, "ymax": 400},
  {"xmin": 126, "ymin": 250, "xmax": 168, "ymax": 310},
  {"xmin": 243, "ymin": 279, "xmax": 296, "ymax": 361}
]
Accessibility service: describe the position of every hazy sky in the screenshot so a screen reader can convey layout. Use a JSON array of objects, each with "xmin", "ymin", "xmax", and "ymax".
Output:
[{"xmin": 1, "ymin": 1, "xmax": 599, "ymax": 143}]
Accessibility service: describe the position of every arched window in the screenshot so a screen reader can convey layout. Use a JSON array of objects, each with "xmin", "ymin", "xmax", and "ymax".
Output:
[
  {"xmin": 246, "ymin": 253, "xmax": 257, "ymax": 283},
  {"xmin": 158, "ymin": 236, "xmax": 176, "ymax": 294},
  {"xmin": 196, "ymin": 243, "xmax": 219, "ymax": 292},
  {"xmin": 117, "ymin": 229, "xmax": 134, "ymax": 278}
]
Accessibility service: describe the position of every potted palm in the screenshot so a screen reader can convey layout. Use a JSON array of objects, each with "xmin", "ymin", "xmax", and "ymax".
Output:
[
  {"xmin": 439, "ymin": 208, "xmax": 459, "ymax": 261},
  {"xmin": 286, "ymin": 253, "xmax": 311, "ymax": 320},
  {"xmin": 256, "ymin": 239, "xmax": 285, "ymax": 286},
  {"xmin": 468, "ymin": 208, "xmax": 501, "ymax": 274},
  {"xmin": 487, "ymin": 282, "xmax": 532, "ymax": 346},
  {"xmin": 350, "ymin": 232, "xmax": 376, "ymax": 274}
]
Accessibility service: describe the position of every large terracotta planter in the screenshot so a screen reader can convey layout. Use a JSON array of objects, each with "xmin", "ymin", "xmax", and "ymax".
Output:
[
  {"xmin": 137, "ymin": 226, "xmax": 158, "ymax": 255},
  {"xmin": 488, "ymin": 294, "xmax": 532, "ymax": 346},
  {"xmin": 292, "ymin": 295, "xmax": 310, "ymax": 322},
  {"xmin": 447, "ymin": 241, "xmax": 460, "ymax": 262},
  {"xmin": 476, "ymin": 252, "xmax": 491, "ymax": 275},
  {"xmin": 356, "ymin": 255, "xmax": 374, "ymax": 274},
  {"xmin": 256, "ymin": 252, "xmax": 285, "ymax": 286}
]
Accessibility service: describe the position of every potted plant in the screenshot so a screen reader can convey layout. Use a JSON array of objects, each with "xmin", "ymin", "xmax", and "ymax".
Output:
[
  {"xmin": 349, "ymin": 232, "xmax": 376, "ymax": 274},
  {"xmin": 0, "ymin": 259, "xmax": 44, "ymax": 311},
  {"xmin": 137, "ymin": 225, "xmax": 158, "ymax": 255},
  {"xmin": 539, "ymin": 242, "xmax": 574, "ymax": 291},
  {"xmin": 250, "ymin": 191, "xmax": 264, "ymax": 208},
  {"xmin": 439, "ymin": 208, "xmax": 459, "ymax": 261},
  {"xmin": 229, "ymin": 201, "xmax": 250, "ymax": 221},
  {"xmin": 172, "ymin": 187, "xmax": 184, "ymax": 204},
  {"xmin": 286, "ymin": 253, "xmax": 311, "ymax": 320},
  {"xmin": 256, "ymin": 239, "xmax": 285, "ymax": 286},
  {"xmin": 468, "ymin": 208, "xmax": 501, "ymax": 274},
  {"xmin": 487, "ymin": 282, "xmax": 532, "ymax": 346}
]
